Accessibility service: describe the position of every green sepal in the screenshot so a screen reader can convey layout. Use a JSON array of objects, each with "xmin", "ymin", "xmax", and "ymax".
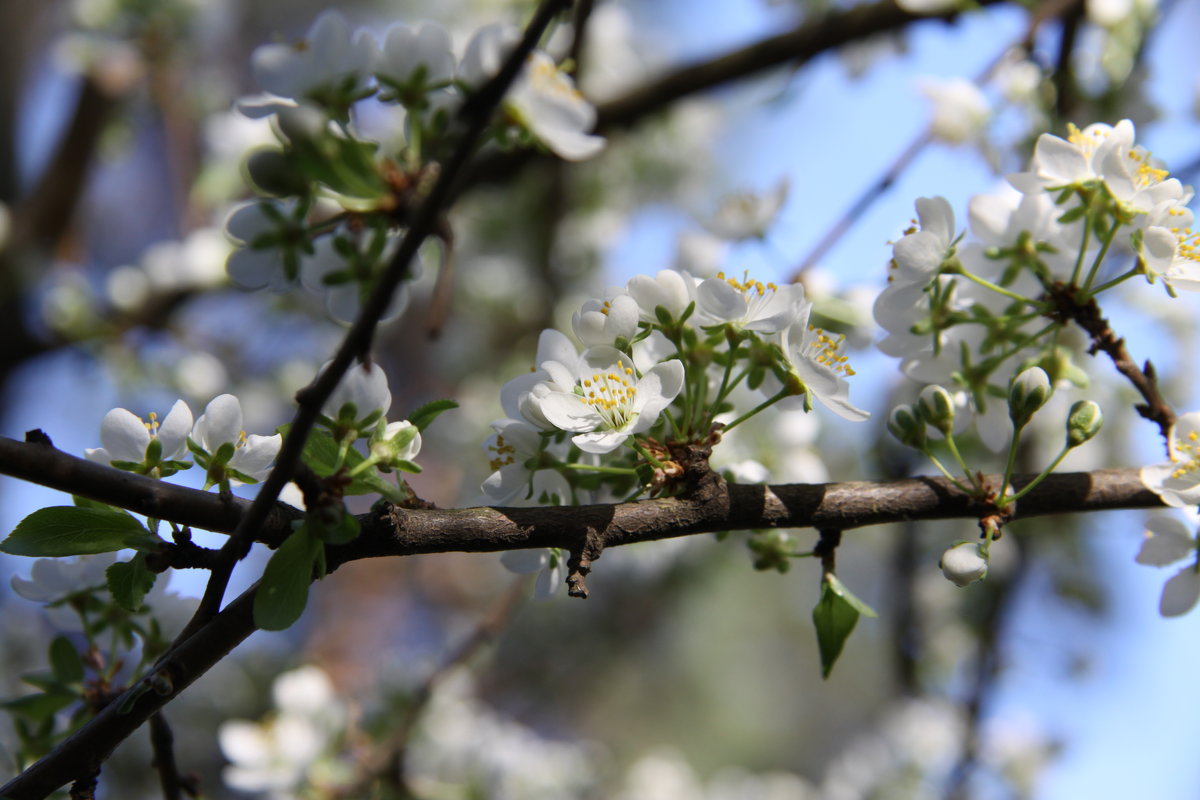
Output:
[
  {"xmin": 106, "ymin": 557, "xmax": 158, "ymax": 612},
  {"xmin": 254, "ymin": 527, "xmax": 323, "ymax": 631},
  {"xmin": 390, "ymin": 459, "xmax": 422, "ymax": 475},
  {"xmin": 812, "ymin": 573, "xmax": 877, "ymax": 679},
  {"xmin": 1, "ymin": 507, "xmax": 160, "ymax": 557}
]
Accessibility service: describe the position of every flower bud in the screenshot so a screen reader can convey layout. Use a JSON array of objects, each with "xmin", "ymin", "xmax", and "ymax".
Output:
[
  {"xmin": 276, "ymin": 105, "xmax": 327, "ymax": 145},
  {"xmin": 1066, "ymin": 400, "xmax": 1103, "ymax": 448},
  {"xmin": 939, "ymin": 541, "xmax": 989, "ymax": 587},
  {"xmin": 915, "ymin": 385, "xmax": 956, "ymax": 435},
  {"xmin": 245, "ymin": 149, "xmax": 309, "ymax": 197},
  {"xmin": 1008, "ymin": 367, "xmax": 1051, "ymax": 428},
  {"xmin": 887, "ymin": 404, "xmax": 926, "ymax": 450}
]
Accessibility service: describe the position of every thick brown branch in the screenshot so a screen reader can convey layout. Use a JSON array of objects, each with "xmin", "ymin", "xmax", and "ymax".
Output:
[
  {"xmin": 0, "ymin": 435, "xmax": 1164, "ymax": 560},
  {"xmin": 0, "ymin": 461, "xmax": 1161, "ymax": 799}
]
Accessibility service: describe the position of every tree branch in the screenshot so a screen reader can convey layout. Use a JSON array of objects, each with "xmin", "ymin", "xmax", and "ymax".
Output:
[
  {"xmin": 458, "ymin": 0, "xmax": 1007, "ymax": 191},
  {"xmin": 0, "ymin": 452, "xmax": 1162, "ymax": 799}
]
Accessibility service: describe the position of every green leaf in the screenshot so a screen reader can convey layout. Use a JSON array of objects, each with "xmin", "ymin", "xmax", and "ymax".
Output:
[
  {"xmin": 1, "ymin": 507, "xmax": 159, "ymax": 557},
  {"xmin": 812, "ymin": 574, "xmax": 876, "ymax": 679},
  {"xmin": 1, "ymin": 691, "xmax": 77, "ymax": 723},
  {"xmin": 106, "ymin": 558, "xmax": 158, "ymax": 612},
  {"xmin": 407, "ymin": 399, "xmax": 458, "ymax": 432},
  {"xmin": 254, "ymin": 528, "xmax": 322, "ymax": 631},
  {"xmin": 284, "ymin": 425, "xmax": 388, "ymax": 497},
  {"xmin": 72, "ymin": 496, "xmax": 128, "ymax": 513},
  {"xmin": 48, "ymin": 637, "xmax": 83, "ymax": 685}
]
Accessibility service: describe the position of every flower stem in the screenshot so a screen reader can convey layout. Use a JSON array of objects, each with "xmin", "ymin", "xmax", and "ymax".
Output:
[
  {"xmin": 722, "ymin": 389, "xmax": 790, "ymax": 434},
  {"xmin": 562, "ymin": 462, "xmax": 638, "ymax": 475}
]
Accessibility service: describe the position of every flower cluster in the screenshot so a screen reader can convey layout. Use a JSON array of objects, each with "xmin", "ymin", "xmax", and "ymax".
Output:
[
  {"xmin": 877, "ymin": 119, "xmax": 1193, "ymax": 449},
  {"xmin": 85, "ymin": 394, "xmax": 281, "ymax": 490},
  {"xmin": 482, "ymin": 267, "xmax": 868, "ymax": 508},
  {"xmin": 225, "ymin": 10, "xmax": 606, "ymax": 323}
]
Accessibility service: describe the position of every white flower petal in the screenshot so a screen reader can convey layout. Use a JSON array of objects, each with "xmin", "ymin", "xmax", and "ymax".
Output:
[{"xmin": 1160, "ymin": 566, "xmax": 1200, "ymax": 617}]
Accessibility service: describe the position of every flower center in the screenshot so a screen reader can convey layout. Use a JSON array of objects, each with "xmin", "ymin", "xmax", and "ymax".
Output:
[
  {"xmin": 804, "ymin": 324, "xmax": 855, "ymax": 377},
  {"xmin": 1127, "ymin": 148, "xmax": 1170, "ymax": 188},
  {"xmin": 581, "ymin": 367, "xmax": 638, "ymax": 430},
  {"xmin": 717, "ymin": 270, "xmax": 778, "ymax": 298},
  {"xmin": 488, "ymin": 434, "xmax": 517, "ymax": 471},
  {"xmin": 1170, "ymin": 429, "xmax": 1200, "ymax": 479}
]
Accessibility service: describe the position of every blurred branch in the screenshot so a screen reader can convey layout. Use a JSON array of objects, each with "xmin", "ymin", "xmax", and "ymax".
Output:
[
  {"xmin": 457, "ymin": 0, "xmax": 1007, "ymax": 192},
  {"xmin": 148, "ymin": 712, "xmax": 187, "ymax": 800},
  {"xmin": 180, "ymin": 0, "xmax": 578, "ymax": 639},
  {"xmin": 14, "ymin": 75, "xmax": 118, "ymax": 253},
  {"xmin": 790, "ymin": 0, "xmax": 1084, "ymax": 279}
]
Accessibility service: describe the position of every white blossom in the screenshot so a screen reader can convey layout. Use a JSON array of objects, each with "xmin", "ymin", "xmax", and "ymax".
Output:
[
  {"xmin": 703, "ymin": 179, "xmax": 789, "ymax": 241},
  {"xmin": 191, "ymin": 394, "xmax": 282, "ymax": 484},
  {"xmin": 940, "ymin": 541, "xmax": 988, "ymax": 586},
  {"xmin": 696, "ymin": 271, "xmax": 805, "ymax": 333},
  {"xmin": 776, "ymin": 303, "xmax": 869, "ymax": 422},
  {"xmin": 85, "ymin": 400, "xmax": 193, "ymax": 467},
  {"xmin": 919, "ymin": 77, "xmax": 990, "ymax": 145},
  {"xmin": 320, "ymin": 361, "xmax": 392, "ymax": 428},
  {"xmin": 1141, "ymin": 411, "xmax": 1200, "ymax": 507},
  {"xmin": 530, "ymin": 346, "xmax": 683, "ymax": 454},
  {"xmin": 571, "ymin": 293, "xmax": 639, "ymax": 346},
  {"xmin": 240, "ymin": 10, "xmax": 377, "ymax": 118}
]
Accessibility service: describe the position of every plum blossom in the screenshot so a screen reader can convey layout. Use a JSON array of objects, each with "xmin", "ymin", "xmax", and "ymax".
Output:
[
  {"xmin": 499, "ymin": 328, "xmax": 580, "ymax": 429},
  {"xmin": 696, "ymin": 271, "xmax": 805, "ymax": 333},
  {"xmin": 703, "ymin": 179, "xmax": 789, "ymax": 241},
  {"xmin": 530, "ymin": 346, "xmax": 684, "ymax": 454},
  {"xmin": 459, "ymin": 26, "xmax": 605, "ymax": 161},
  {"xmin": 85, "ymin": 399, "xmax": 193, "ymax": 472},
  {"xmin": 626, "ymin": 269, "xmax": 696, "ymax": 322},
  {"xmin": 572, "ymin": 293, "xmax": 639, "ymax": 346},
  {"xmin": 190, "ymin": 394, "xmax": 282, "ymax": 486},
  {"xmin": 887, "ymin": 196, "xmax": 957, "ymax": 288},
  {"xmin": 239, "ymin": 10, "xmax": 377, "ymax": 119},
  {"xmin": 320, "ymin": 361, "xmax": 392, "ymax": 431},
  {"xmin": 374, "ymin": 21, "xmax": 455, "ymax": 101},
  {"xmin": 1141, "ymin": 411, "xmax": 1200, "ymax": 508},
  {"xmin": 1141, "ymin": 222, "xmax": 1200, "ymax": 292},
  {"xmin": 11, "ymin": 554, "xmax": 117, "ymax": 631},
  {"xmin": 219, "ymin": 665, "xmax": 347, "ymax": 798},
  {"xmin": 940, "ymin": 541, "xmax": 988, "ymax": 586},
  {"xmin": 225, "ymin": 200, "xmax": 307, "ymax": 292},
  {"xmin": 776, "ymin": 304, "xmax": 869, "ymax": 422},
  {"xmin": 482, "ymin": 419, "xmax": 548, "ymax": 504},
  {"xmin": 500, "ymin": 548, "xmax": 564, "ymax": 600},
  {"xmin": 506, "ymin": 51, "xmax": 606, "ymax": 161},
  {"xmin": 1136, "ymin": 512, "xmax": 1200, "ymax": 617},
  {"xmin": 919, "ymin": 78, "xmax": 990, "ymax": 145}
]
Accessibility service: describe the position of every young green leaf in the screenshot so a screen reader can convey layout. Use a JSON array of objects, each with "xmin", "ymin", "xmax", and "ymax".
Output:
[
  {"xmin": 106, "ymin": 557, "xmax": 158, "ymax": 612},
  {"xmin": 1, "ymin": 507, "xmax": 159, "ymax": 557},
  {"xmin": 812, "ymin": 574, "xmax": 877, "ymax": 679},
  {"xmin": 407, "ymin": 399, "xmax": 458, "ymax": 432},
  {"xmin": 253, "ymin": 527, "xmax": 322, "ymax": 631},
  {"xmin": 48, "ymin": 637, "xmax": 83, "ymax": 685}
]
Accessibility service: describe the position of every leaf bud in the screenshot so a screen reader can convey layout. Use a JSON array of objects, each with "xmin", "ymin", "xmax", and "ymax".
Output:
[
  {"xmin": 915, "ymin": 385, "xmax": 956, "ymax": 435},
  {"xmin": 245, "ymin": 148, "xmax": 309, "ymax": 197},
  {"xmin": 1008, "ymin": 367, "xmax": 1051, "ymax": 428},
  {"xmin": 1065, "ymin": 400, "xmax": 1103, "ymax": 448}
]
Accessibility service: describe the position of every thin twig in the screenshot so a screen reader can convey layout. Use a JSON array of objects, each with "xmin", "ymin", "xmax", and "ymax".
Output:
[
  {"xmin": 148, "ymin": 712, "xmax": 186, "ymax": 800},
  {"xmin": 177, "ymin": 0, "xmax": 575, "ymax": 641}
]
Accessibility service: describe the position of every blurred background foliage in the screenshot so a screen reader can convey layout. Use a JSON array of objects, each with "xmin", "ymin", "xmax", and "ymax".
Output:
[{"xmin": 1, "ymin": 0, "xmax": 1199, "ymax": 797}]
